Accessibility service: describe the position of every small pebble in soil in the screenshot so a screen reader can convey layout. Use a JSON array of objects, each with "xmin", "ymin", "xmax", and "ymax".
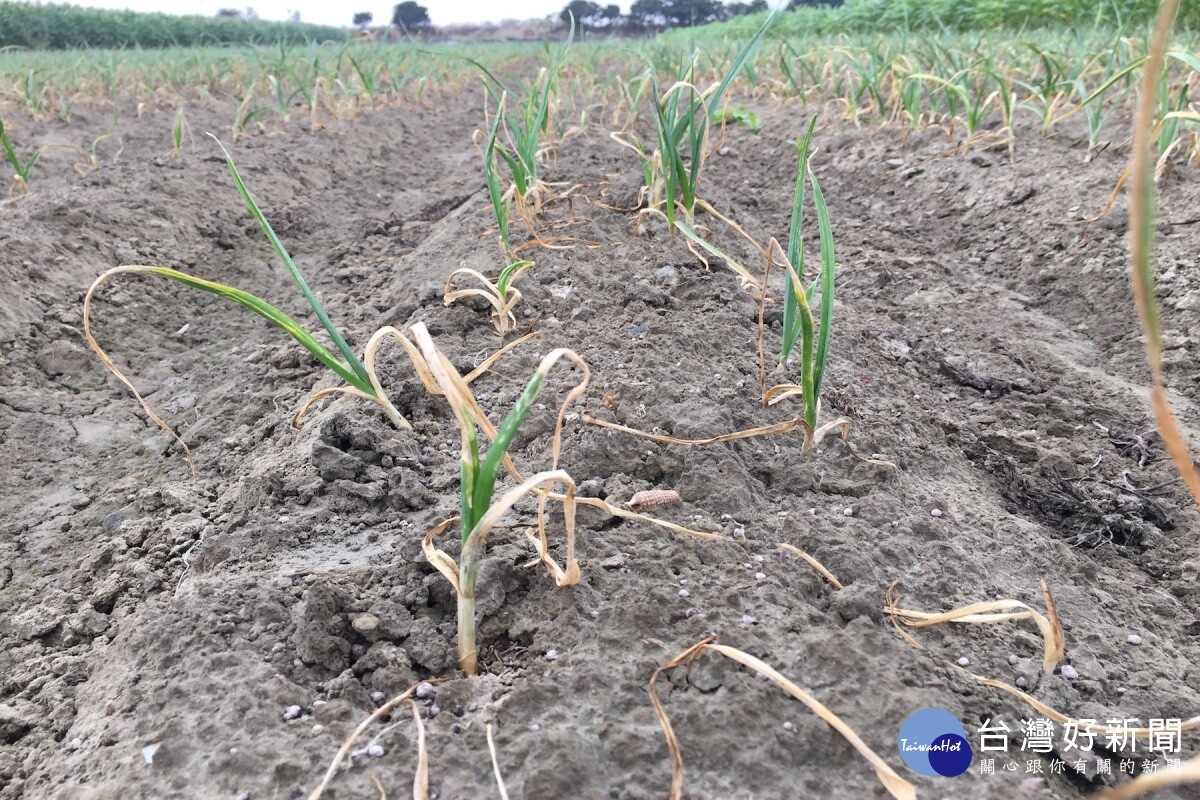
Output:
[
  {"xmin": 1061, "ymin": 665, "xmax": 1079, "ymax": 680},
  {"xmin": 529, "ymin": 723, "xmax": 541, "ymax": 732},
  {"xmin": 679, "ymin": 578, "xmax": 687, "ymax": 585},
  {"xmin": 685, "ymin": 607, "xmax": 700, "ymax": 617},
  {"xmin": 732, "ymin": 527, "xmax": 746, "ymax": 541},
  {"xmin": 312, "ymin": 724, "xmax": 324, "ymax": 734},
  {"xmin": 416, "ymin": 682, "xmax": 436, "ymax": 700},
  {"xmin": 1127, "ymin": 634, "xmax": 1143, "ymax": 646},
  {"xmin": 313, "ymin": 699, "xmax": 326, "ymax": 708},
  {"xmin": 931, "ymin": 509, "xmax": 943, "ymax": 517},
  {"xmin": 754, "ymin": 572, "xmax": 765, "ymax": 581},
  {"xmin": 783, "ymin": 721, "xmax": 794, "ymax": 732},
  {"xmin": 370, "ymin": 691, "xmax": 385, "ymax": 704},
  {"xmin": 467, "ymin": 702, "xmax": 478, "ymax": 712},
  {"xmin": 1016, "ymin": 676, "xmax": 1028, "ymax": 688},
  {"xmin": 843, "ymin": 507, "xmax": 854, "ymax": 517},
  {"xmin": 678, "ymin": 589, "xmax": 690, "ymax": 598},
  {"xmin": 450, "ymin": 723, "xmax": 463, "ymax": 734},
  {"xmin": 428, "ymin": 706, "xmax": 440, "ymax": 719},
  {"xmin": 293, "ymin": 659, "xmax": 304, "ymax": 668},
  {"xmin": 743, "ymin": 562, "xmax": 752, "ymax": 569},
  {"xmin": 742, "ymin": 614, "xmax": 757, "ymax": 625},
  {"xmin": 1008, "ymin": 654, "xmax": 1019, "ymax": 665},
  {"xmin": 234, "ymin": 793, "xmax": 251, "ymax": 800},
  {"xmin": 545, "ymin": 649, "xmax": 559, "ymax": 661},
  {"xmin": 283, "ymin": 705, "xmax": 303, "ymax": 721},
  {"xmin": 367, "ymin": 745, "xmax": 385, "ymax": 758},
  {"xmin": 956, "ymin": 657, "xmax": 970, "ymax": 667},
  {"xmin": 754, "ymin": 672, "xmax": 769, "ymax": 682}
]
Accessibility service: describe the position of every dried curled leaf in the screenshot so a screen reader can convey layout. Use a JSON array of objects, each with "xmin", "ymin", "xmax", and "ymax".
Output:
[
  {"xmin": 650, "ymin": 637, "xmax": 915, "ymax": 800},
  {"xmin": 443, "ymin": 264, "xmax": 532, "ymax": 334},
  {"xmin": 885, "ymin": 580, "xmax": 1064, "ymax": 675},
  {"xmin": 1123, "ymin": 0, "xmax": 1200, "ymax": 507},
  {"xmin": 487, "ymin": 724, "xmax": 511, "ymax": 800},
  {"xmin": 308, "ymin": 681, "xmax": 437, "ymax": 800},
  {"xmin": 420, "ymin": 517, "xmax": 461, "ymax": 593},
  {"xmin": 411, "ymin": 700, "xmax": 429, "ymax": 800},
  {"xmin": 294, "ymin": 326, "xmax": 542, "ymax": 430},
  {"xmin": 583, "ymin": 411, "xmax": 807, "ymax": 444},
  {"xmin": 390, "ymin": 327, "xmax": 725, "ymax": 547},
  {"xmin": 582, "ymin": 409, "xmax": 851, "ymax": 454},
  {"xmin": 776, "ymin": 542, "xmax": 843, "ymax": 589},
  {"xmin": 423, "ymin": 470, "xmax": 580, "ymax": 590},
  {"xmin": 885, "ymin": 578, "xmax": 1200, "ymax": 759}
]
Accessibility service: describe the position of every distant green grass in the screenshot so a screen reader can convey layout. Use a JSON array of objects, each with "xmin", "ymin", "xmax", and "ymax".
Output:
[
  {"xmin": 0, "ymin": 1, "xmax": 347, "ymax": 49},
  {"xmin": 685, "ymin": 0, "xmax": 1199, "ymax": 39}
]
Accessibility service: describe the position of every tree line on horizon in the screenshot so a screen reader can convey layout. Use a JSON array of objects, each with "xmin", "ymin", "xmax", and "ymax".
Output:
[
  {"xmin": 561, "ymin": 0, "xmax": 841, "ymax": 31},
  {"xmin": 352, "ymin": 0, "xmax": 843, "ymax": 35}
]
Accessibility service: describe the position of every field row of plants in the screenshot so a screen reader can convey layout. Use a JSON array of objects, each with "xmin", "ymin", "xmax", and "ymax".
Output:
[
  {"xmin": 706, "ymin": 0, "xmax": 1200, "ymax": 36},
  {"xmin": 0, "ymin": 1, "xmax": 347, "ymax": 50},
  {"xmin": 3, "ymin": 20, "xmax": 1199, "ymax": 193},
  {"xmin": 3, "ymin": 0, "xmax": 1194, "ymax": 52},
  {"xmin": 4, "ymin": 2, "xmax": 1200, "ymax": 793},
  {"xmin": 68, "ymin": 3, "xmax": 1200, "ymax": 792}
]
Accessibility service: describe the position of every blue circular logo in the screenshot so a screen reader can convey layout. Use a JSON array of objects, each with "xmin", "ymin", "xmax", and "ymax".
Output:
[{"xmin": 898, "ymin": 709, "xmax": 973, "ymax": 777}]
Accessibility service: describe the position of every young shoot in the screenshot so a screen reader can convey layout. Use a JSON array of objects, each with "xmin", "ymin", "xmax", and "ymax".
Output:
[
  {"xmin": 482, "ymin": 95, "xmax": 515, "ymax": 256},
  {"xmin": 74, "ymin": 133, "xmax": 119, "ymax": 175},
  {"xmin": 764, "ymin": 118, "xmax": 846, "ymax": 452},
  {"xmin": 712, "ymin": 104, "xmax": 761, "ymax": 134},
  {"xmin": 443, "ymin": 17, "xmax": 573, "ymax": 222},
  {"xmin": 443, "ymin": 259, "xmax": 535, "ymax": 335},
  {"xmin": 447, "ymin": 98, "xmax": 539, "ymax": 334},
  {"xmin": 169, "ymin": 107, "xmax": 189, "ymax": 155},
  {"xmin": 410, "ymin": 322, "xmax": 589, "ymax": 674},
  {"xmin": 638, "ymin": 12, "xmax": 774, "ymax": 229},
  {"xmin": 493, "ymin": 16, "xmax": 572, "ymax": 214},
  {"xmin": 0, "ymin": 117, "xmax": 42, "ymax": 194}
]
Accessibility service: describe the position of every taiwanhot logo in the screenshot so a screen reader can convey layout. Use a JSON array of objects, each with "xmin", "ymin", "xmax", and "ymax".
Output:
[{"xmin": 897, "ymin": 708, "xmax": 973, "ymax": 777}]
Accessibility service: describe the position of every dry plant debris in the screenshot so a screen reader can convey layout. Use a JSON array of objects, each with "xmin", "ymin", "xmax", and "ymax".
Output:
[
  {"xmin": 649, "ymin": 636, "xmax": 916, "ymax": 800},
  {"xmin": 308, "ymin": 682, "xmax": 432, "ymax": 800},
  {"xmin": 884, "ymin": 579, "xmax": 1065, "ymax": 676}
]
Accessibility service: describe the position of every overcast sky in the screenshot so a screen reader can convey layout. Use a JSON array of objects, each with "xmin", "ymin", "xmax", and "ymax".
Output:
[{"xmin": 62, "ymin": 0, "xmax": 577, "ymax": 27}]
